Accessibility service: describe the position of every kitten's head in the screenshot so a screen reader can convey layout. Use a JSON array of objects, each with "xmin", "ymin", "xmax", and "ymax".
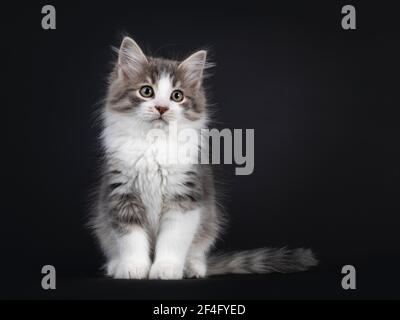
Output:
[{"xmin": 105, "ymin": 37, "xmax": 210, "ymax": 129}]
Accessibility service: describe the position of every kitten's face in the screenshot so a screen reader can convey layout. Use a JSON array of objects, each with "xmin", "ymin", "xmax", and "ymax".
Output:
[{"xmin": 106, "ymin": 37, "xmax": 208, "ymax": 128}]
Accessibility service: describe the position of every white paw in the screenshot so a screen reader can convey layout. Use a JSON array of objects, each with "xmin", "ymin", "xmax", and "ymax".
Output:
[
  {"xmin": 185, "ymin": 259, "xmax": 207, "ymax": 278},
  {"xmin": 149, "ymin": 260, "xmax": 184, "ymax": 280},
  {"xmin": 106, "ymin": 257, "xmax": 151, "ymax": 279}
]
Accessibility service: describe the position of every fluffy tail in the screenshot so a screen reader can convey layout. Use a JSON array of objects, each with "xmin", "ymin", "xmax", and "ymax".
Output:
[{"xmin": 207, "ymin": 247, "xmax": 318, "ymax": 276}]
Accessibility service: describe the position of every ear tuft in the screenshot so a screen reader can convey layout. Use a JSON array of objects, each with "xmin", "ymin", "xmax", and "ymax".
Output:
[
  {"xmin": 178, "ymin": 50, "xmax": 208, "ymax": 87},
  {"xmin": 118, "ymin": 37, "xmax": 148, "ymax": 78}
]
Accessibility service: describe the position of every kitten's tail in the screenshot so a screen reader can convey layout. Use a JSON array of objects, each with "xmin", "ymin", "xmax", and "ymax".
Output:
[{"xmin": 206, "ymin": 247, "xmax": 318, "ymax": 276}]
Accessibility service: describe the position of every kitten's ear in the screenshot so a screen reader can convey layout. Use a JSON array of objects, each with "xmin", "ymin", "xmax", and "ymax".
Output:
[
  {"xmin": 117, "ymin": 37, "xmax": 148, "ymax": 78},
  {"xmin": 178, "ymin": 50, "xmax": 207, "ymax": 87}
]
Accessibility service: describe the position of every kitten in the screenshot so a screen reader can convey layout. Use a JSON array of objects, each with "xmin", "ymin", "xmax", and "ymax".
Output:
[{"xmin": 90, "ymin": 36, "xmax": 317, "ymax": 279}]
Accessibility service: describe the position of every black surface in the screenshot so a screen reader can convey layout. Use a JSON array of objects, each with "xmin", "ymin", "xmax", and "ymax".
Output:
[
  {"xmin": 1, "ymin": 0, "xmax": 399, "ymax": 299},
  {"xmin": 6, "ymin": 258, "xmax": 400, "ymax": 300}
]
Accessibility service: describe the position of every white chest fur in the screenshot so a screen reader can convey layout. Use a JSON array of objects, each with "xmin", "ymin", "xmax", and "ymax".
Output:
[{"xmin": 103, "ymin": 118, "xmax": 197, "ymax": 232}]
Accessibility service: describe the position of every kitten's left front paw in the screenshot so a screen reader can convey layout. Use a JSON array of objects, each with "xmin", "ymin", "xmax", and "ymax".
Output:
[{"xmin": 149, "ymin": 260, "xmax": 184, "ymax": 280}]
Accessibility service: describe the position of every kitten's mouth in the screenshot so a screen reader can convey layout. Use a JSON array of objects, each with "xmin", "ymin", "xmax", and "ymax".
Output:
[{"xmin": 152, "ymin": 117, "xmax": 168, "ymax": 124}]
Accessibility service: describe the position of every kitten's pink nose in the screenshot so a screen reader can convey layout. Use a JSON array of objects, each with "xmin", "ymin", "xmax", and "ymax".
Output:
[{"xmin": 155, "ymin": 106, "xmax": 169, "ymax": 115}]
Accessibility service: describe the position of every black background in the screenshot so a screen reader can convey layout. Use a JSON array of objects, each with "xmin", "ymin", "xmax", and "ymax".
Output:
[{"xmin": 1, "ymin": 0, "xmax": 399, "ymax": 299}]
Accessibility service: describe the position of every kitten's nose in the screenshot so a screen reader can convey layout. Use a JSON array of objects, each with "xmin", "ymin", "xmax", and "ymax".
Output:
[{"xmin": 155, "ymin": 106, "xmax": 169, "ymax": 115}]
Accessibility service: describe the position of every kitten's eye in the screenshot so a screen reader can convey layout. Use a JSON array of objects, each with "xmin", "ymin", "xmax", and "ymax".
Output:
[
  {"xmin": 170, "ymin": 90, "xmax": 184, "ymax": 102},
  {"xmin": 139, "ymin": 85, "xmax": 154, "ymax": 98}
]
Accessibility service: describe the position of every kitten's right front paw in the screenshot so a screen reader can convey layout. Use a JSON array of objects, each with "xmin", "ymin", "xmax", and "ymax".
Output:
[{"xmin": 106, "ymin": 258, "xmax": 151, "ymax": 279}]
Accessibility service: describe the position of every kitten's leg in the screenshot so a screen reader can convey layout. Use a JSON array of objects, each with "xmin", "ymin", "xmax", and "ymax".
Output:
[
  {"xmin": 149, "ymin": 208, "xmax": 200, "ymax": 280},
  {"xmin": 106, "ymin": 189, "xmax": 151, "ymax": 279},
  {"xmin": 185, "ymin": 238, "xmax": 213, "ymax": 278},
  {"xmin": 107, "ymin": 226, "xmax": 151, "ymax": 279}
]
